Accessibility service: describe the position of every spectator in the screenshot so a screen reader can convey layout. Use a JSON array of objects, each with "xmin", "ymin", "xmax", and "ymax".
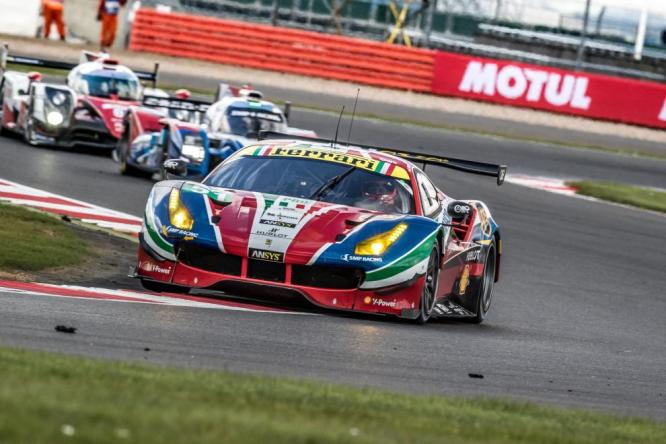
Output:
[
  {"xmin": 98, "ymin": 0, "xmax": 127, "ymax": 50},
  {"xmin": 43, "ymin": 0, "xmax": 66, "ymax": 41}
]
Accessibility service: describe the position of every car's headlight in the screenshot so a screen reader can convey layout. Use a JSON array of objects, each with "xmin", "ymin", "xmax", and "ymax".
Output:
[
  {"xmin": 168, "ymin": 188, "xmax": 194, "ymax": 230},
  {"xmin": 46, "ymin": 111, "xmax": 64, "ymax": 126},
  {"xmin": 354, "ymin": 223, "xmax": 407, "ymax": 256},
  {"xmin": 51, "ymin": 92, "xmax": 67, "ymax": 106},
  {"xmin": 181, "ymin": 144, "xmax": 205, "ymax": 162}
]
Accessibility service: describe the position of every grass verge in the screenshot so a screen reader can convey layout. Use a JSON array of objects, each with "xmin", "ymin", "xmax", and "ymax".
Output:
[
  {"xmin": 568, "ymin": 181, "xmax": 666, "ymax": 214},
  {"xmin": 0, "ymin": 347, "xmax": 664, "ymax": 444},
  {"xmin": 0, "ymin": 203, "xmax": 91, "ymax": 271}
]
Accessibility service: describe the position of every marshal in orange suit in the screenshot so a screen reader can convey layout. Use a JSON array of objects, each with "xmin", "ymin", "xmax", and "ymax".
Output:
[
  {"xmin": 43, "ymin": 0, "xmax": 66, "ymax": 40},
  {"xmin": 97, "ymin": 0, "xmax": 127, "ymax": 49}
]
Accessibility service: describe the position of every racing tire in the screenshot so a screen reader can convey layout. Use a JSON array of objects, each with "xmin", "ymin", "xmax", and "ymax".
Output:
[
  {"xmin": 140, "ymin": 279, "xmax": 189, "ymax": 295},
  {"xmin": 463, "ymin": 242, "xmax": 497, "ymax": 324},
  {"xmin": 416, "ymin": 245, "xmax": 440, "ymax": 325},
  {"xmin": 118, "ymin": 126, "xmax": 152, "ymax": 178},
  {"xmin": 23, "ymin": 117, "xmax": 37, "ymax": 146}
]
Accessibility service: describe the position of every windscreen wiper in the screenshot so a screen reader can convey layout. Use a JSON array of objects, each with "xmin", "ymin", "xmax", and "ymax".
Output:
[{"xmin": 309, "ymin": 166, "xmax": 356, "ymax": 201}]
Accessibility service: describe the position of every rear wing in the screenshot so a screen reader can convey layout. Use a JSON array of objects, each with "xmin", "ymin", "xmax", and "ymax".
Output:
[
  {"xmin": 0, "ymin": 45, "xmax": 159, "ymax": 86},
  {"xmin": 258, "ymin": 131, "xmax": 507, "ymax": 186},
  {"xmin": 142, "ymin": 95, "xmax": 211, "ymax": 113}
]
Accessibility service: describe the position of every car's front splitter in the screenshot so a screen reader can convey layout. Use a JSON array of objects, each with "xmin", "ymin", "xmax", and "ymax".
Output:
[{"xmin": 135, "ymin": 245, "xmax": 424, "ymax": 319}]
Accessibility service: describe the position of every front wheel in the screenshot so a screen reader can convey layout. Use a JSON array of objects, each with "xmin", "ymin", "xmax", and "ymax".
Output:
[
  {"xmin": 416, "ymin": 245, "xmax": 440, "ymax": 324},
  {"xmin": 24, "ymin": 117, "xmax": 37, "ymax": 145},
  {"xmin": 118, "ymin": 125, "xmax": 152, "ymax": 178}
]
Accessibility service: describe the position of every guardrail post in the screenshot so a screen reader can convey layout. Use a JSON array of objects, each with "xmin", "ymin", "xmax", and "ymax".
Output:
[
  {"xmin": 575, "ymin": 0, "xmax": 591, "ymax": 70},
  {"xmin": 272, "ymin": 0, "xmax": 279, "ymax": 25},
  {"xmin": 424, "ymin": 0, "xmax": 436, "ymax": 47}
]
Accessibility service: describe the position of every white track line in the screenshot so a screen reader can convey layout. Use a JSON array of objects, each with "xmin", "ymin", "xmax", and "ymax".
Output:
[
  {"xmin": 0, "ymin": 281, "xmax": 310, "ymax": 315},
  {"xmin": 0, "ymin": 178, "xmax": 142, "ymax": 234}
]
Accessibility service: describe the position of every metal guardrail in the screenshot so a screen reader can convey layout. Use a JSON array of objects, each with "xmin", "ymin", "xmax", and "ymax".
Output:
[
  {"xmin": 478, "ymin": 24, "xmax": 666, "ymax": 63},
  {"xmin": 426, "ymin": 33, "xmax": 666, "ymax": 82}
]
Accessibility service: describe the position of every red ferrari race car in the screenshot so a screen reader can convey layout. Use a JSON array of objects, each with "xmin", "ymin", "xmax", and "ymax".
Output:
[
  {"xmin": 135, "ymin": 133, "xmax": 507, "ymax": 324},
  {"xmin": 0, "ymin": 46, "xmax": 158, "ymax": 149}
]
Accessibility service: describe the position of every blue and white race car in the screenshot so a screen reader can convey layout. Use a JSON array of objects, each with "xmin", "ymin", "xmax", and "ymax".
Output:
[{"xmin": 116, "ymin": 85, "xmax": 315, "ymax": 179}]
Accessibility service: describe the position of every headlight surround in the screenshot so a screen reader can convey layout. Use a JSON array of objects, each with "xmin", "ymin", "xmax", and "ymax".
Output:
[
  {"xmin": 168, "ymin": 188, "xmax": 194, "ymax": 230},
  {"xmin": 181, "ymin": 143, "xmax": 205, "ymax": 162},
  {"xmin": 46, "ymin": 111, "xmax": 64, "ymax": 126},
  {"xmin": 354, "ymin": 223, "xmax": 407, "ymax": 256}
]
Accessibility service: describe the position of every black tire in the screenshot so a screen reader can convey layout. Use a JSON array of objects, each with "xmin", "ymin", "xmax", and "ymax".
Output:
[
  {"xmin": 118, "ymin": 125, "xmax": 152, "ymax": 178},
  {"xmin": 416, "ymin": 245, "xmax": 440, "ymax": 324},
  {"xmin": 465, "ymin": 242, "xmax": 497, "ymax": 324},
  {"xmin": 140, "ymin": 279, "xmax": 189, "ymax": 294},
  {"xmin": 23, "ymin": 117, "xmax": 37, "ymax": 146}
]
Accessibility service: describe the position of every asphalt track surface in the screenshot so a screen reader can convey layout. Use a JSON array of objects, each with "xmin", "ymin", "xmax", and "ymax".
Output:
[{"xmin": 1, "ymin": 109, "xmax": 665, "ymax": 419}]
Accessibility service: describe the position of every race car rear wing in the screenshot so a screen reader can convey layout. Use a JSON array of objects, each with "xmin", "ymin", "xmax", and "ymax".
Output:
[
  {"xmin": 0, "ymin": 45, "xmax": 159, "ymax": 87},
  {"xmin": 142, "ymin": 95, "xmax": 211, "ymax": 113},
  {"xmin": 258, "ymin": 131, "xmax": 508, "ymax": 186}
]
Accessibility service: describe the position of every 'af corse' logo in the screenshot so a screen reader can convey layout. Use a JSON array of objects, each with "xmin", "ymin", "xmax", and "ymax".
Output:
[{"xmin": 459, "ymin": 62, "xmax": 592, "ymax": 110}]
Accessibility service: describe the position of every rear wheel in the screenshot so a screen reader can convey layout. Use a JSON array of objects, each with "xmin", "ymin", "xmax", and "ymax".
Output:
[
  {"xmin": 140, "ymin": 279, "xmax": 189, "ymax": 294},
  {"xmin": 465, "ymin": 242, "xmax": 496, "ymax": 324},
  {"xmin": 416, "ymin": 245, "xmax": 440, "ymax": 324}
]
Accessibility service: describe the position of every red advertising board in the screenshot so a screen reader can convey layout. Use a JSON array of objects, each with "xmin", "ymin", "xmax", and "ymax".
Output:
[{"xmin": 431, "ymin": 51, "xmax": 666, "ymax": 129}]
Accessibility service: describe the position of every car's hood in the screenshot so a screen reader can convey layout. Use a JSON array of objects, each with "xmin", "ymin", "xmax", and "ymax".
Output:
[
  {"xmin": 181, "ymin": 183, "xmax": 379, "ymax": 264},
  {"xmin": 84, "ymin": 97, "xmax": 139, "ymax": 138}
]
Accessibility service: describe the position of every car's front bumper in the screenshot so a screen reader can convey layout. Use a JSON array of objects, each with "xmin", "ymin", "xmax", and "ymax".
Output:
[
  {"xmin": 33, "ymin": 118, "xmax": 117, "ymax": 149},
  {"xmin": 135, "ymin": 243, "xmax": 424, "ymax": 319}
]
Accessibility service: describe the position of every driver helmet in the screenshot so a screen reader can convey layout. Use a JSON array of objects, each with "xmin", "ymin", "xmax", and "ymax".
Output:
[{"xmin": 362, "ymin": 177, "xmax": 398, "ymax": 212}]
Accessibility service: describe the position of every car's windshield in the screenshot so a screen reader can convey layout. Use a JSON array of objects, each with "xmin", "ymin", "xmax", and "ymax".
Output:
[
  {"xmin": 204, "ymin": 156, "xmax": 414, "ymax": 214},
  {"xmin": 226, "ymin": 108, "xmax": 284, "ymax": 137},
  {"xmin": 78, "ymin": 73, "xmax": 141, "ymax": 101}
]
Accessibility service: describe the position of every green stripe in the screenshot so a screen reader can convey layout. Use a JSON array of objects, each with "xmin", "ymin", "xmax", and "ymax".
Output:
[
  {"xmin": 365, "ymin": 231, "xmax": 438, "ymax": 282},
  {"xmin": 373, "ymin": 161, "xmax": 384, "ymax": 172},
  {"xmin": 144, "ymin": 215, "xmax": 174, "ymax": 254}
]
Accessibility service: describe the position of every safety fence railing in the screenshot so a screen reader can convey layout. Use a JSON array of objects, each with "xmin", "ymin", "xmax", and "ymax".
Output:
[
  {"xmin": 129, "ymin": 7, "xmax": 436, "ymax": 91},
  {"xmin": 129, "ymin": 7, "xmax": 666, "ymax": 130}
]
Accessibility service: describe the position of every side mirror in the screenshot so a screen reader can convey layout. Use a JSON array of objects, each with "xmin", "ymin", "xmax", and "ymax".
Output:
[
  {"xmin": 283, "ymin": 101, "xmax": 291, "ymax": 122},
  {"xmin": 163, "ymin": 159, "xmax": 187, "ymax": 178},
  {"xmin": 447, "ymin": 201, "xmax": 472, "ymax": 220}
]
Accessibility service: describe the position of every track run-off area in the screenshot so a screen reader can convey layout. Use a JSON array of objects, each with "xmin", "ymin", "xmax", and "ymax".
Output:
[{"xmin": 1, "ymin": 107, "xmax": 665, "ymax": 419}]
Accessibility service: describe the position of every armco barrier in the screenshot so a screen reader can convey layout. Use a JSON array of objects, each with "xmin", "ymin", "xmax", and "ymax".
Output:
[
  {"xmin": 129, "ymin": 8, "xmax": 436, "ymax": 92},
  {"xmin": 431, "ymin": 52, "xmax": 666, "ymax": 129}
]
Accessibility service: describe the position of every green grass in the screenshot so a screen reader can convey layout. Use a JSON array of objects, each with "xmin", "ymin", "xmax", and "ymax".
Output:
[
  {"xmin": 0, "ymin": 347, "xmax": 664, "ymax": 444},
  {"xmin": 0, "ymin": 204, "xmax": 91, "ymax": 271},
  {"xmin": 6, "ymin": 62, "xmax": 65, "ymax": 77},
  {"xmin": 568, "ymin": 181, "xmax": 666, "ymax": 213}
]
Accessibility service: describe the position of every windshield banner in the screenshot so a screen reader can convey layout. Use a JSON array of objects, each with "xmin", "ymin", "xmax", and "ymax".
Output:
[{"xmin": 239, "ymin": 145, "xmax": 410, "ymax": 180}]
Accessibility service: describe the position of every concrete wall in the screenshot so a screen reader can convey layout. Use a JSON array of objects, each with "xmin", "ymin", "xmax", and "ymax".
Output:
[
  {"xmin": 0, "ymin": 0, "xmax": 41, "ymax": 37},
  {"xmin": 64, "ymin": 0, "xmax": 132, "ymax": 48}
]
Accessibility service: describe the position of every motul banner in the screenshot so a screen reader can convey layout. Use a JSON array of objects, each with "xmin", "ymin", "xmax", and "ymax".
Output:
[{"xmin": 431, "ymin": 51, "xmax": 666, "ymax": 129}]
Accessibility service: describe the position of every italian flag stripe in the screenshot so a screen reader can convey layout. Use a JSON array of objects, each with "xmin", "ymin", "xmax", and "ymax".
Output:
[{"xmin": 373, "ymin": 161, "xmax": 384, "ymax": 172}]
